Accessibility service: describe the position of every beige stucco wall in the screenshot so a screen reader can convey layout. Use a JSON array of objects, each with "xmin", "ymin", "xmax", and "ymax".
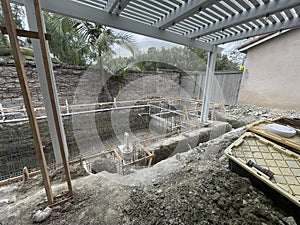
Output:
[{"xmin": 238, "ymin": 28, "xmax": 300, "ymax": 110}]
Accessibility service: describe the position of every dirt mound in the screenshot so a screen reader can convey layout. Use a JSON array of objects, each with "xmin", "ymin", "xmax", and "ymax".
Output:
[
  {"xmin": 120, "ymin": 163, "xmax": 287, "ymax": 225},
  {"xmin": 119, "ymin": 128, "xmax": 291, "ymax": 225}
]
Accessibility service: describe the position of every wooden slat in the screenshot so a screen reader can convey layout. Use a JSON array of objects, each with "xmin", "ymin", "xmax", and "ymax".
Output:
[
  {"xmin": 114, "ymin": 149, "xmax": 123, "ymax": 162},
  {"xmin": 246, "ymin": 120, "xmax": 300, "ymax": 152},
  {"xmin": 215, "ymin": 2, "xmax": 235, "ymax": 16},
  {"xmin": 0, "ymin": 26, "xmax": 51, "ymax": 40},
  {"xmin": 237, "ymin": 0, "xmax": 251, "ymax": 10},
  {"xmin": 224, "ymin": 0, "xmax": 243, "ymax": 13},
  {"xmin": 33, "ymin": 0, "xmax": 73, "ymax": 197},
  {"xmin": 294, "ymin": 6, "xmax": 300, "ymax": 16},
  {"xmin": 0, "ymin": 170, "xmax": 40, "ymax": 186},
  {"xmin": 0, "ymin": 0, "xmax": 54, "ymax": 204},
  {"xmin": 248, "ymin": 0, "xmax": 260, "ymax": 7},
  {"xmin": 208, "ymin": 5, "xmax": 229, "ymax": 19},
  {"xmin": 284, "ymin": 9, "xmax": 294, "ymax": 19},
  {"xmin": 122, "ymin": 154, "xmax": 154, "ymax": 168}
]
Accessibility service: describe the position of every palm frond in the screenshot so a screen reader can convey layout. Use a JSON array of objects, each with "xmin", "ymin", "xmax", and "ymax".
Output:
[
  {"xmin": 50, "ymin": 15, "xmax": 77, "ymax": 34},
  {"xmin": 113, "ymin": 31, "xmax": 139, "ymax": 57}
]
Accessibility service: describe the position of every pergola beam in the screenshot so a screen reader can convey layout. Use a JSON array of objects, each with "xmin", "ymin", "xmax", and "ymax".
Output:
[
  {"xmin": 154, "ymin": 0, "xmax": 220, "ymax": 29},
  {"xmin": 189, "ymin": 0, "xmax": 300, "ymax": 38},
  {"xmin": 210, "ymin": 17, "xmax": 300, "ymax": 44},
  {"xmin": 11, "ymin": 0, "xmax": 218, "ymax": 52},
  {"xmin": 105, "ymin": 0, "xmax": 119, "ymax": 13},
  {"xmin": 113, "ymin": 0, "xmax": 131, "ymax": 15}
]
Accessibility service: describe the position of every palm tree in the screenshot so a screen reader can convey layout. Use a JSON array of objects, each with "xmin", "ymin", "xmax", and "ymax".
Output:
[
  {"xmin": 48, "ymin": 15, "xmax": 138, "ymax": 101},
  {"xmin": 44, "ymin": 13, "xmax": 93, "ymax": 66}
]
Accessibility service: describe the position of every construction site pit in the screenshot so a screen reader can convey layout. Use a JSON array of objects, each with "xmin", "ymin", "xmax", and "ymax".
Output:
[
  {"xmin": 1, "ymin": 103, "xmax": 300, "ymax": 224},
  {"xmin": 0, "ymin": 97, "xmax": 230, "ymax": 180}
]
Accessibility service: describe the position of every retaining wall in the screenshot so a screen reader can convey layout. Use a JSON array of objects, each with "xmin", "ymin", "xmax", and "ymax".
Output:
[{"xmin": 0, "ymin": 60, "xmax": 241, "ymax": 110}]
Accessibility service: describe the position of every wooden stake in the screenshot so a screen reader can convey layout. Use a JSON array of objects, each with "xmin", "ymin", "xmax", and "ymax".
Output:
[
  {"xmin": 148, "ymin": 151, "xmax": 155, "ymax": 167},
  {"xmin": 33, "ymin": 0, "xmax": 73, "ymax": 197},
  {"xmin": 211, "ymin": 103, "xmax": 215, "ymax": 120},
  {"xmin": 0, "ymin": 0, "xmax": 53, "ymax": 204},
  {"xmin": 22, "ymin": 167, "xmax": 29, "ymax": 183},
  {"xmin": 182, "ymin": 105, "xmax": 190, "ymax": 121}
]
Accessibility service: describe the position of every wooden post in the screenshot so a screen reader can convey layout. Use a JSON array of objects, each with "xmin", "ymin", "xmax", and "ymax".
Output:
[
  {"xmin": 0, "ymin": 0, "xmax": 53, "ymax": 204},
  {"xmin": 0, "ymin": 103, "xmax": 5, "ymax": 121},
  {"xmin": 33, "ymin": 0, "xmax": 73, "ymax": 197},
  {"xmin": 22, "ymin": 167, "xmax": 29, "ymax": 183},
  {"xmin": 182, "ymin": 105, "xmax": 190, "ymax": 121},
  {"xmin": 148, "ymin": 151, "xmax": 154, "ymax": 167}
]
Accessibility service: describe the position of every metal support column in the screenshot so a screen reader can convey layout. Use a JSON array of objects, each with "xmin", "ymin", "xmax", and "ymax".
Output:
[
  {"xmin": 24, "ymin": 0, "xmax": 69, "ymax": 164},
  {"xmin": 31, "ymin": 0, "xmax": 73, "ymax": 196},
  {"xmin": 200, "ymin": 45, "xmax": 217, "ymax": 123}
]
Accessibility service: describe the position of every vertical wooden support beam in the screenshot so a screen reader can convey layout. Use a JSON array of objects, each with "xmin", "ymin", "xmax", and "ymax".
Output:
[
  {"xmin": 33, "ymin": 0, "xmax": 73, "ymax": 197},
  {"xmin": 0, "ymin": 0, "xmax": 54, "ymax": 204}
]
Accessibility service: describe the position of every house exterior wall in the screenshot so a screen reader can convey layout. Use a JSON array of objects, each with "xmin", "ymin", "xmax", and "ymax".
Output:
[{"xmin": 238, "ymin": 28, "xmax": 300, "ymax": 110}]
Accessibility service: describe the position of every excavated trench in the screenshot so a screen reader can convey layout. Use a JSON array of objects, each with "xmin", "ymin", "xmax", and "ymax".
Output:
[{"xmin": 0, "ymin": 103, "xmax": 233, "ymax": 179}]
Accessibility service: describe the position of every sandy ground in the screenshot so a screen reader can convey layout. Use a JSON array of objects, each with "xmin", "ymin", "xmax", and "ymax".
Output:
[{"xmin": 0, "ymin": 104, "xmax": 300, "ymax": 225}]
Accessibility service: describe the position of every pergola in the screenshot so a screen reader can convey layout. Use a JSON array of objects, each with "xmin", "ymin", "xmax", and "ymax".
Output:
[{"xmin": 2, "ymin": 0, "xmax": 300, "ymax": 205}]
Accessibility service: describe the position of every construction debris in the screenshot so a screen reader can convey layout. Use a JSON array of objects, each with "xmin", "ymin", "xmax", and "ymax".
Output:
[{"xmin": 32, "ymin": 207, "xmax": 52, "ymax": 223}]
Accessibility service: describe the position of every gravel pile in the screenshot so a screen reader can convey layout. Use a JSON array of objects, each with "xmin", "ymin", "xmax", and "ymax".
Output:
[{"xmin": 216, "ymin": 104, "xmax": 300, "ymax": 128}]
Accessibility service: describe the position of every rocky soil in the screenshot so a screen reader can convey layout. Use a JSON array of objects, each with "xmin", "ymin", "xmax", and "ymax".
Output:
[
  {"xmin": 216, "ymin": 104, "xmax": 300, "ymax": 128},
  {"xmin": 119, "ymin": 130, "xmax": 293, "ymax": 225},
  {"xmin": 0, "ymin": 104, "xmax": 300, "ymax": 225}
]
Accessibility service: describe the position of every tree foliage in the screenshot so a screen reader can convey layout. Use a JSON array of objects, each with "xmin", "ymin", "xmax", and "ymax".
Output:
[
  {"xmin": 48, "ymin": 14, "xmax": 138, "ymax": 101},
  {"xmin": 45, "ymin": 14, "xmax": 138, "ymax": 67},
  {"xmin": 44, "ymin": 13, "xmax": 95, "ymax": 66},
  {"xmin": 103, "ymin": 46, "xmax": 238, "ymax": 73},
  {"xmin": 0, "ymin": 4, "xmax": 25, "ymax": 49},
  {"xmin": 133, "ymin": 46, "xmax": 238, "ymax": 71}
]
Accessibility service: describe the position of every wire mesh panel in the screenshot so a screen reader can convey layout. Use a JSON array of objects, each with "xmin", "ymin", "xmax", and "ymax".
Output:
[{"xmin": 0, "ymin": 120, "xmax": 56, "ymax": 180}]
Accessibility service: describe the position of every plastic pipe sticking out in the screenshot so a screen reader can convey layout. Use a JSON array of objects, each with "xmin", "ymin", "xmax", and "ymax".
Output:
[{"xmin": 124, "ymin": 132, "xmax": 129, "ymax": 151}]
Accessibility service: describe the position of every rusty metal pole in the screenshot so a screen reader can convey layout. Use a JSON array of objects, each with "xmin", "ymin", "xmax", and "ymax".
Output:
[
  {"xmin": 33, "ymin": 0, "xmax": 73, "ymax": 197},
  {"xmin": 0, "ymin": 0, "xmax": 54, "ymax": 204}
]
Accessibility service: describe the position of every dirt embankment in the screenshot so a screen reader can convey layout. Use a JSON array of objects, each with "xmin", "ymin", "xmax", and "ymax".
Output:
[{"xmin": 119, "ymin": 128, "xmax": 293, "ymax": 225}]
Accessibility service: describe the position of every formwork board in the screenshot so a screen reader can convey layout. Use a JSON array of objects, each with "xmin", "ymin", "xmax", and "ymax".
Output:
[
  {"xmin": 225, "ymin": 132, "xmax": 300, "ymax": 207},
  {"xmin": 274, "ymin": 118, "xmax": 300, "ymax": 131},
  {"xmin": 246, "ymin": 120, "xmax": 300, "ymax": 152}
]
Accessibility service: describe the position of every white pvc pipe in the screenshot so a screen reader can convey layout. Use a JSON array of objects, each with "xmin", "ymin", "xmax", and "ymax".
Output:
[{"xmin": 0, "ymin": 105, "xmax": 148, "ymax": 123}]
